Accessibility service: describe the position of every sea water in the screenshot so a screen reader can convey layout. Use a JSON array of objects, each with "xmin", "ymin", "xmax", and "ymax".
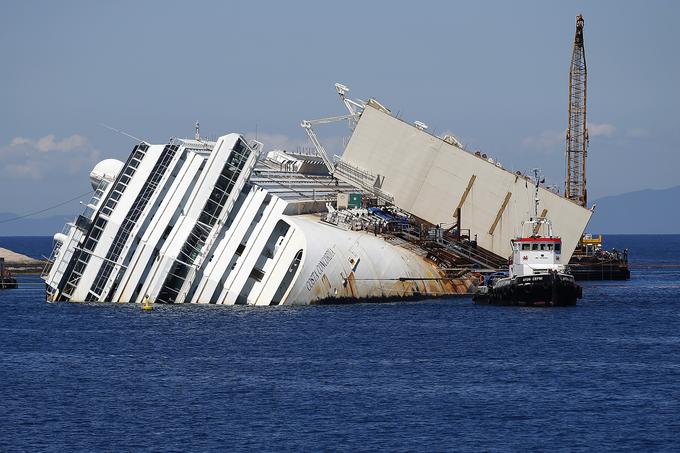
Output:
[{"xmin": 1, "ymin": 235, "xmax": 679, "ymax": 451}]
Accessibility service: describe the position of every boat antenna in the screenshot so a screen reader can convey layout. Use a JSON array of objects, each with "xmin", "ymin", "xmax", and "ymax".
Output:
[
  {"xmin": 195, "ymin": 121, "xmax": 201, "ymax": 141},
  {"xmin": 99, "ymin": 123, "xmax": 147, "ymax": 143},
  {"xmin": 532, "ymin": 168, "xmax": 545, "ymax": 220}
]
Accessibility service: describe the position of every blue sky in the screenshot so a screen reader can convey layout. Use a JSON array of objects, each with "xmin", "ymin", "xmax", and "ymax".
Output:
[{"xmin": 1, "ymin": 0, "xmax": 678, "ymax": 216}]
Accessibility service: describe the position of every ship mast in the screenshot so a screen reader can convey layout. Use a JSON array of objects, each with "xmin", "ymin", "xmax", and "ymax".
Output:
[
  {"xmin": 565, "ymin": 14, "xmax": 588, "ymax": 207},
  {"xmin": 530, "ymin": 168, "xmax": 549, "ymax": 237},
  {"xmin": 533, "ymin": 169, "xmax": 541, "ymax": 220}
]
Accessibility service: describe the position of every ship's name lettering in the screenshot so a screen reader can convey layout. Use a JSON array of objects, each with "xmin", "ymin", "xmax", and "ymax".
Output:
[{"xmin": 305, "ymin": 248, "xmax": 336, "ymax": 291}]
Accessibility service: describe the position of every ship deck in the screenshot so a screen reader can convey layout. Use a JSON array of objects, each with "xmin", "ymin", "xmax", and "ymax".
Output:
[{"xmin": 251, "ymin": 160, "xmax": 354, "ymax": 202}]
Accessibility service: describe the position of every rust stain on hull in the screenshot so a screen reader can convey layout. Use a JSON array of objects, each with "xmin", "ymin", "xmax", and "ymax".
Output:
[{"xmin": 312, "ymin": 272, "xmax": 477, "ymax": 305}]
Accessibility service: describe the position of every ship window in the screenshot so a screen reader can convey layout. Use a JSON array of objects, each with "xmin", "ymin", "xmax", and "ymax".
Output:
[
  {"xmin": 555, "ymin": 244, "xmax": 561, "ymax": 252},
  {"xmin": 521, "ymin": 244, "xmax": 530, "ymax": 251},
  {"xmin": 161, "ymin": 224, "xmax": 173, "ymax": 240},
  {"xmin": 90, "ymin": 227, "xmax": 103, "ymax": 241},
  {"xmin": 249, "ymin": 267, "xmax": 266, "ymax": 282},
  {"xmin": 83, "ymin": 238, "xmax": 97, "ymax": 251},
  {"xmin": 531, "ymin": 243, "xmax": 539, "ymax": 251},
  {"xmin": 547, "ymin": 244, "xmax": 553, "ymax": 250},
  {"xmin": 540, "ymin": 244, "xmax": 546, "ymax": 251}
]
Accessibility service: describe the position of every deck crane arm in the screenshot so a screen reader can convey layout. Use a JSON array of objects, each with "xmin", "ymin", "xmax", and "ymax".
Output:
[
  {"xmin": 335, "ymin": 83, "xmax": 365, "ymax": 126},
  {"xmin": 300, "ymin": 113, "xmax": 359, "ymax": 175},
  {"xmin": 300, "ymin": 83, "xmax": 367, "ymax": 175}
]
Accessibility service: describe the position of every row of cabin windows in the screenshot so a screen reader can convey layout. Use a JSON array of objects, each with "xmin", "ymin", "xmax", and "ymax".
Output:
[
  {"xmin": 520, "ymin": 243, "xmax": 561, "ymax": 252},
  {"xmin": 89, "ymin": 144, "xmax": 177, "ymax": 298},
  {"xmin": 59, "ymin": 144, "xmax": 148, "ymax": 299},
  {"xmin": 100, "ymin": 146, "xmax": 147, "ymax": 217},
  {"xmin": 178, "ymin": 139, "xmax": 252, "ymax": 264},
  {"xmin": 83, "ymin": 217, "xmax": 107, "ymax": 252}
]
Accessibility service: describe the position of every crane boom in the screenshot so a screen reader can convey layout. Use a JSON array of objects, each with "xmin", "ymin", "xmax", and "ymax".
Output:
[
  {"xmin": 565, "ymin": 14, "xmax": 588, "ymax": 207},
  {"xmin": 300, "ymin": 113, "xmax": 358, "ymax": 174}
]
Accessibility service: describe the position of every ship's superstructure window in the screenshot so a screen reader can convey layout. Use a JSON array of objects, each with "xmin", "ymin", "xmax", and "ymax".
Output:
[
  {"xmin": 161, "ymin": 225, "xmax": 172, "ymax": 240},
  {"xmin": 81, "ymin": 218, "xmax": 103, "ymax": 252},
  {"xmin": 521, "ymin": 244, "xmax": 530, "ymax": 251},
  {"xmin": 156, "ymin": 138, "xmax": 252, "ymax": 304},
  {"xmin": 81, "ymin": 180, "xmax": 109, "ymax": 219}
]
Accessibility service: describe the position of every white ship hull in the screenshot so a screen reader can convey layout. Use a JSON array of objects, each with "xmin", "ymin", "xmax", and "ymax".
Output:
[{"xmin": 277, "ymin": 215, "xmax": 469, "ymax": 305}]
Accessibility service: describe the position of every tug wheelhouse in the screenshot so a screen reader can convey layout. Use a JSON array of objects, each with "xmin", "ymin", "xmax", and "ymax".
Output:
[{"xmin": 510, "ymin": 237, "xmax": 563, "ymax": 278}]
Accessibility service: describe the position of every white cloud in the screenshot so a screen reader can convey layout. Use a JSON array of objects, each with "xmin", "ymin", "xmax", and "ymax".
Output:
[
  {"xmin": 10, "ymin": 137, "xmax": 32, "ymax": 147},
  {"xmin": 1, "ymin": 134, "xmax": 100, "ymax": 180},
  {"xmin": 10, "ymin": 134, "xmax": 89, "ymax": 152},
  {"xmin": 587, "ymin": 122, "xmax": 615, "ymax": 137},
  {"xmin": 523, "ymin": 122, "xmax": 617, "ymax": 152},
  {"xmin": 521, "ymin": 129, "xmax": 565, "ymax": 153}
]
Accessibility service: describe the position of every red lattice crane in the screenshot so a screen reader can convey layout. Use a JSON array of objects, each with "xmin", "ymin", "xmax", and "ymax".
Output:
[{"xmin": 565, "ymin": 14, "xmax": 588, "ymax": 207}]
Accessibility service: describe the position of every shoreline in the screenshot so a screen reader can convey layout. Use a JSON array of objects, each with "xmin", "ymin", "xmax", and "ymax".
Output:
[{"xmin": 0, "ymin": 246, "xmax": 47, "ymax": 275}]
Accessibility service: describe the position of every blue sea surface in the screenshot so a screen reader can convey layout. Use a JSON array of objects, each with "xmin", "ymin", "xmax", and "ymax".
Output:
[{"xmin": 1, "ymin": 235, "xmax": 680, "ymax": 451}]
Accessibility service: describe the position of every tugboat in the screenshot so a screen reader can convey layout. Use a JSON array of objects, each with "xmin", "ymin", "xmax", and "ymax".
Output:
[{"xmin": 473, "ymin": 170, "xmax": 583, "ymax": 307}]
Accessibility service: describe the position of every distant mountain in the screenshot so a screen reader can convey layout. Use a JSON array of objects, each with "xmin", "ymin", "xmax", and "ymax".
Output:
[
  {"xmin": 0, "ymin": 212, "xmax": 74, "ymax": 237},
  {"xmin": 587, "ymin": 186, "xmax": 680, "ymax": 234}
]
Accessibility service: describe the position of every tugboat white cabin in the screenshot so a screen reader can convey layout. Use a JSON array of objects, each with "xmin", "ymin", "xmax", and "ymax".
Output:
[{"xmin": 510, "ymin": 223, "xmax": 563, "ymax": 278}]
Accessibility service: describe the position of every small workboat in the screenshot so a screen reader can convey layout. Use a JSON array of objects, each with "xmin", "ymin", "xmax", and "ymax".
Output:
[
  {"xmin": 0, "ymin": 258, "xmax": 18, "ymax": 290},
  {"xmin": 473, "ymin": 170, "xmax": 583, "ymax": 307}
]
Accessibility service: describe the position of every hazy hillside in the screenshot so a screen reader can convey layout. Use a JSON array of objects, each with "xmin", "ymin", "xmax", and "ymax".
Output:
[
  {"xmin": 0, "ymin": 212, "xmax": 74, "ymax": 237},
  {"xmin": 587, "ymin": 186, "xmax": 680, "ymax": 234}
]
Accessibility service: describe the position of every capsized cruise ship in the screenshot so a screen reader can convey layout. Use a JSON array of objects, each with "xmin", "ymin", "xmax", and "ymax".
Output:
[{"xmin": 42, "ymin": 84, "xmax": 592, "ymax": 305}]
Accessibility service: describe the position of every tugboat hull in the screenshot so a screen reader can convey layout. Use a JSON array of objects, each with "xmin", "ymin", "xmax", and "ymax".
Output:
[{"xmin": 474, "ymin": 273, "xmax": 582, "ymax": 307}]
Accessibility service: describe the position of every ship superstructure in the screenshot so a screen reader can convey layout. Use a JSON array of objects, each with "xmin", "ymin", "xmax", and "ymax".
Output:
[{"xmin": 43, "ymin": 84, "xmax": 593, "ymax": 305}]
